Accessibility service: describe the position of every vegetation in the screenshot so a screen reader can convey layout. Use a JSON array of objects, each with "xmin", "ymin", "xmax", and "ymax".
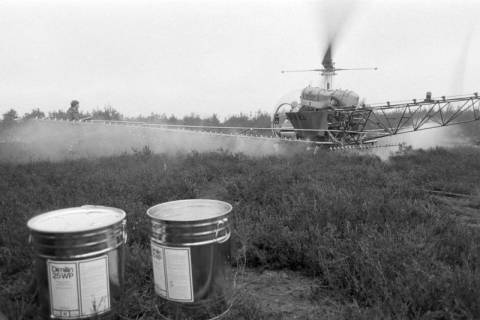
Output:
[
  {"xmin": 1, "ymin": 109, "xmax": 18, "ymax": 123},
  {"xmin": 1, "ymin": 146, "xmax": 479, "ymax": 319},
  {"xmin": 22, "ymin": 109, "xmax": 45, "ymax": 120},
  {"xmin": 91, "ymin": 105, "xmax": 123, "ymax": 121},
  {"xmin": 1, "ymin": 105, "xmax": 272, "ymax": 129}
]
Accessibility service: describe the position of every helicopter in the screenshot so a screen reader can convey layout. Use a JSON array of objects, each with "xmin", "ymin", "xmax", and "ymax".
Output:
[
  {"xmin": 272, "ymin": 42, "xmax": 379, "ymax": 146},
  {"xmin": 271, "ymin": 9, "xmax": 480, "ymax": 149}
]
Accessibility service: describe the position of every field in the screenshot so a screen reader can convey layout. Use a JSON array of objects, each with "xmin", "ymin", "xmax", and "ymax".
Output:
[{"xmin": 1, "ymin": 146, "xmax": 480, "ymax": 319}]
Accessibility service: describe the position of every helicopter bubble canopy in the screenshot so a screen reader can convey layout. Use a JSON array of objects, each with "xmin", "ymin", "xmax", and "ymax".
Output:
[
  {"xmin": 272, "ymin": 89, "xmax": 303, "ymax": 135},
  {"xmin": 275, "ymin": 88, "xmax": 303, "ymax": 109}
]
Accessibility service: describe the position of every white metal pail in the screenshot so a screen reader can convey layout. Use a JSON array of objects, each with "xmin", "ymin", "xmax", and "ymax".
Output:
[
  {"xmin": 27, "ymin": 205, "xmax": 127, "ymax": 319},
  {"xmin": 147, "ymin": 199, "xmax": 233, "ymax": 320}
]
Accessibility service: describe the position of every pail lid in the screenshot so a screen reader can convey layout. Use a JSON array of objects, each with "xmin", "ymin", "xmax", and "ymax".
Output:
[
  {"xmin": 147, "ymin": 199, "xmax": 232, "ymax": 222},
  {"xmin": 27, "ymin": 205, "xmax": 126, "ymax": 233}
]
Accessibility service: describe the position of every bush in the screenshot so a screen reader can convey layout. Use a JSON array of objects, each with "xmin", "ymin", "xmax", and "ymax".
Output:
[{"xmin": 1, "ymin": 148, "xmax": 479, "ymax": 319}]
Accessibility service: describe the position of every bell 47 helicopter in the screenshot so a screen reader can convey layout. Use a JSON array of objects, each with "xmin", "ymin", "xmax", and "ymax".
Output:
[{"xmin": 272, "ymin": 40, "xmax": 480, "ymax": 148}]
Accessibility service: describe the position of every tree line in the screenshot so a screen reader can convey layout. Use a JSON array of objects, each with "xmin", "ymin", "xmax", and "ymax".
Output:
[{"xmin": 1, "ymin": 103, "xmax": 272, "ymax": 128}]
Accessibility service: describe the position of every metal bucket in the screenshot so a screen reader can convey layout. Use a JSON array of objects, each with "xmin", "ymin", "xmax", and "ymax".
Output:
[
  {"xmin": 27, "ymin": 205, "xmax": 127, "ymax": 319},
  {"xmin": 147, "ymin": 199, "xmax": 233, "ymax": 320}
]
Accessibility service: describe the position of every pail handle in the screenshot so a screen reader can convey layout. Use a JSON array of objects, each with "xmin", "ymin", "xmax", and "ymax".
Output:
[
  {"xmin": 215, "ymin": 220, "xmax": 231, "ymax": 244},
  {"xmin": 122, "ymin": 220, "xmax": 128, "ymax": 244}
]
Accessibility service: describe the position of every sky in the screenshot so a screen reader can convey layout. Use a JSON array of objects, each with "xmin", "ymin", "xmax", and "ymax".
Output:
[{"xmin": 0, "ymin": 0, "xmax": 479, "ymax": 119}]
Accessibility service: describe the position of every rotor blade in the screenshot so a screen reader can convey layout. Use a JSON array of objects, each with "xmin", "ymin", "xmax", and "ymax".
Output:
[
  {"xmin": 318, "ymin": 0, "xmax": 358, "ymax": 72},
  {"xmin": 281, "ymin": 69, "xmax": 324, "ymax": 73},
  {"xmin": 322, "ymin": 43, "xmax": 335, "ymax": 71},
  {"xmin": 282, "ymin": 67, "xmax": 377, "ymax": 74},
  {"xmin": 334, "ymin": 67, "xmax": 378, "ymax": 71}
]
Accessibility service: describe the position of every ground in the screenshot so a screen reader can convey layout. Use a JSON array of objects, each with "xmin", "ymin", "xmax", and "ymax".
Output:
[{"xmin": 1, "ymin": 146, "xmax": 480, "ymax": 319}]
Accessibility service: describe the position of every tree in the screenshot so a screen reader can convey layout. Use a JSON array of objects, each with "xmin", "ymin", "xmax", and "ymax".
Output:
[
  {"xmin": 222, "ymin": 111, "xmax": 271, "ymax": 128},
  {"xmin": 2, "ymin": 109, "xmax": 18, "ymax": 123},
  {"xmin": 23, "ymin": 108, "xmax": 45, "ymax": 120},
  {"xmin": 182, "ymin": 113, "xmax": 202, "ymax": 126},
  {"xmin": 205, "ymin": 114, "xmax": 220, "ymax": 126},
  {"xmin": 145, "ymin": 112, "xmax": 168, "ymax": 123},
  {"xmin": 167, "ymin": 114, "xmax": 179, "ymax": 124},
  {"xmin": 250, "ymin": 110, "xmax": 271, "ymax": 128},
  {"xmin": 92, "ymin": 106, "xmax": 123, "ymax": 120},
  {"xmin": 49, "ymin": 110, "xmax": 68, "ymax": 120},
  {"xmin": 223, "ymin": 113, "xmax": 250, "ymax": 127}
]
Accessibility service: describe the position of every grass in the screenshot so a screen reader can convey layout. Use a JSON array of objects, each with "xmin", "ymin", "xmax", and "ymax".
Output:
[{"xmin": 1, "ymin": 147, "xmax": 480, "ymax": 319}]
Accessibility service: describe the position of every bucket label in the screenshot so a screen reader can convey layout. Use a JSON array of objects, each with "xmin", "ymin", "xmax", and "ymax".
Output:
[
  {"xmin": 151, "ymin": 242, "xmax": 194, "ymax": 302},
  {"xmin": 47, "ymin": 256, "xmax": 110, "ymax": 318}
]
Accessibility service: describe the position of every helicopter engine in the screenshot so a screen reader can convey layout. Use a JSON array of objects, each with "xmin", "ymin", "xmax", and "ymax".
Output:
[{"xmin": 299, "ymin": 86, "xmax": 359, "ymax": 110}]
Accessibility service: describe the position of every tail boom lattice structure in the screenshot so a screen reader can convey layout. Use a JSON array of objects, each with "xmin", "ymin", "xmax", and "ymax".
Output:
[{"xmin": 363, "ymin": 93, "xmax": 480, "ymax": 141}]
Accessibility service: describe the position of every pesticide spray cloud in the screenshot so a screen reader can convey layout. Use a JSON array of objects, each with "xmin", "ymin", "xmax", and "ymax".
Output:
[
  {"xmin": 0, "ymin": 120, "xmax": 302, "ymax": 163},
  {"xmin": 1, "ymin": 120, "xmax": 474, "ymax": 163},
  {"xmin": 382, "ymin": 123, "xmax": 469, "ymax": 149},
  {"xmin": 361, "ymin": 122, "xmax": 473, "ymax": 160}
]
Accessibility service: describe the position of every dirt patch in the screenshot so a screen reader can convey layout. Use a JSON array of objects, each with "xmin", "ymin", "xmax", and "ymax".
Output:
[
  {"xmin": 433, "ymin": 195, "xmax": 480, "ymax": 228},
  {"xmin": 226, "ymin": 269, "xmax": 345, "ymax": 320}
]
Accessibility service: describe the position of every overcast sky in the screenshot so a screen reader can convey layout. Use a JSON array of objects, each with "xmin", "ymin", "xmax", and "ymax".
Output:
[{"xmin": 1, "ymin": 0, "xmax": 479, "ymax": 119}]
